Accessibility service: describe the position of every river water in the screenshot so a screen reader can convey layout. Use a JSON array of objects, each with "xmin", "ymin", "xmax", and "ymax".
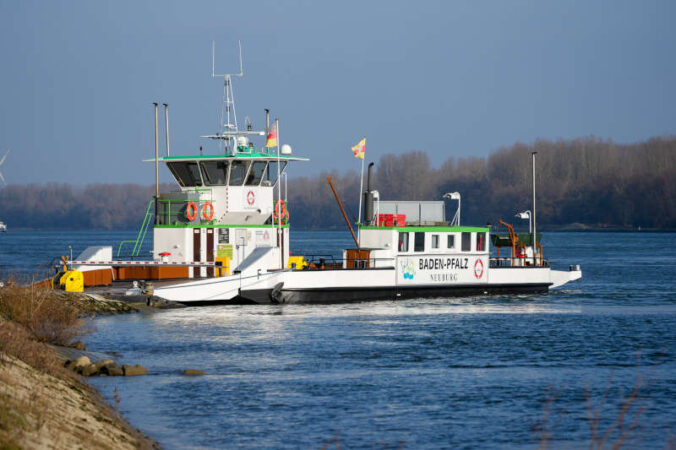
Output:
[{"xmin": 1, "ymin": 231, "xmax": 675, "ymax": 448}]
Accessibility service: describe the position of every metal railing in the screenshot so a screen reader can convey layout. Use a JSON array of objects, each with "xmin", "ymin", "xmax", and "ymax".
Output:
[
  {"xmin": 117, "ymin": 200, "xmax": 154, "ymax": 258},
  {"xmin": 489, "ymin": 257, "xmax": 549, "ymax": 268},
  {"xmin": 156, "ymin": 196, "xmax": 216, "ymax": 226}
]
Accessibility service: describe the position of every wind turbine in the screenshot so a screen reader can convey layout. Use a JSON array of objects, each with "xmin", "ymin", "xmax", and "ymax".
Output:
[{"xmin": 0, "ymin": 150, "xmax": 8, "ymax": 185}]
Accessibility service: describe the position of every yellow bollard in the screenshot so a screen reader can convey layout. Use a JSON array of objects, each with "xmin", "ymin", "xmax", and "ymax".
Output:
[{"xmin": 59, "ymin": 270, "xmax": 84, "ymax": 292}]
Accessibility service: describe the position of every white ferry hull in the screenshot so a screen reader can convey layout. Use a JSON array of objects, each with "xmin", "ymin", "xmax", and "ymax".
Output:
[
  {"xmin": 243, "ymin": 266, "xmax": 578, "ymax": 304},
  {"xmin": 152, "ymin": 266, "xmax": 581, "ymax": 305},
  {"xmin": 152, "ymin": 271, "xmax": 283, "ymax": 304}
]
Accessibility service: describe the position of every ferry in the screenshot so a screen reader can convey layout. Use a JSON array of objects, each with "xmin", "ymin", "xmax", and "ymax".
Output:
[
  {"xmin": 145, "ymin": 164, "xmax": 582, "ymax": 305},
  {"xmin": 0, "ymin": 221, "xmax": 6, "ymax": 233},
  {"xmin": 61, "ymin": 45, "xmax": 582, "ymax": 304}
]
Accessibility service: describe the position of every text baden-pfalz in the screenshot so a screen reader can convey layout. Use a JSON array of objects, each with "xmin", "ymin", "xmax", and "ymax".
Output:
[{"xmin": 418, "ymin": 257, "xmax": 469, "ymax": 271}]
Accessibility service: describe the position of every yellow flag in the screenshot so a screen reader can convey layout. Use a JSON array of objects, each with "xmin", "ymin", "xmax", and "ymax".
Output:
[{"xmin": 351, "ymin": 138, "xmax": 365, "ymax": 159}]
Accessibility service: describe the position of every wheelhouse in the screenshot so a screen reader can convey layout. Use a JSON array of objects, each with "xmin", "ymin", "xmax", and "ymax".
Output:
[
  {"xmin": 141, "ymin": 146, "xmax": 308, "ymax": 279},
  {"xmin": 163, "ymin": 153, "xmax": 305, "ymax": 188}
]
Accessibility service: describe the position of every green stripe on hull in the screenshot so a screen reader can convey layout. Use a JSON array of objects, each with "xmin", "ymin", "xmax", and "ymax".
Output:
[
  {"xmin": 155, "ymin": 224, "xmax": 290, "ymax": 229},
  {"xmin": 360, "ymin": 226, "xmax": 489, "ymax": 232}
]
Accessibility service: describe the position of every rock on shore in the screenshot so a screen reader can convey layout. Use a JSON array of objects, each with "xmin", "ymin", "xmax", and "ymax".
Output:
[
  {"xmin": 62, "ymin": 355, "xmax": 149, "ymax": 378},
  {"xmin": 55, "ymin": 290, "xmax": 185, "ymax": 316},
  {"xmin": 52, "ymin": 291, "xmax": 140, "ymax": 316}
]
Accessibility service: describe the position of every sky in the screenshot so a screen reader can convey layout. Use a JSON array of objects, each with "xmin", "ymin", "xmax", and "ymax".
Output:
[{"xmin": 0, "ymin": 0, "xmax": 675, "ymax": 185}]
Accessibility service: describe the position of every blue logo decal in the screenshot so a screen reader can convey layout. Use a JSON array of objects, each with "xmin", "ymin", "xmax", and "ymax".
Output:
[{"xmin": 400, "ymin": 259, "xmax": 416, "ymax": 280}]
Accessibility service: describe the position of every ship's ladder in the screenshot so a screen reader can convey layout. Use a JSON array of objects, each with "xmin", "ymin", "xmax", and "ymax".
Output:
[{"xmin": 116, "ymin": 200, "xmax": 154, "ymax": 258}]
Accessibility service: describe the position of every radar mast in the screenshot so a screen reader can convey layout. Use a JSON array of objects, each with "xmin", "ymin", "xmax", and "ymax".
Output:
[{"xmin": 202, "ymin": 41, "xmax": 264, "ymax": 154}]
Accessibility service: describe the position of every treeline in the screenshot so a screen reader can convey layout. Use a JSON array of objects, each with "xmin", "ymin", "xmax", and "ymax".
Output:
[
  {"xmin": 1, "ymin": 137, "xmax": 674, "ymax": 230},
  {"xmin": 0, "ymin": 183, "xmax": 174, "ymax": 230}
]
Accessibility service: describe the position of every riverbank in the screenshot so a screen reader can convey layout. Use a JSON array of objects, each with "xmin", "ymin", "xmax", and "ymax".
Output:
[{"xmin": 0, "ymin": 284, "xmax": 164, "ymax": 448}]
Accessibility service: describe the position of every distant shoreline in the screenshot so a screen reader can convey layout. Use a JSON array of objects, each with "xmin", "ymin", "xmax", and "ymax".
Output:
[{"xmin": 2, "ymin": 137, "xmax": 675, "ymax": 230}]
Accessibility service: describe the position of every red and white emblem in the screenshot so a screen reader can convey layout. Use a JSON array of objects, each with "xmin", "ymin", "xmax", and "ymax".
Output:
[
  {"xmin": 246, "ymin": 190, "xmax": 255, "ymax": 206},
  {"xmin": 474, "ymin": 259, "xmax": 484, "ymax": 279}
]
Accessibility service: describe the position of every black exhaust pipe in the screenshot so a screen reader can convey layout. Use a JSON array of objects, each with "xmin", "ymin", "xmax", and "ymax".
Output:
[{"xmin": 364, "ymin": 162, "xmax": 375, "ymax": 225}]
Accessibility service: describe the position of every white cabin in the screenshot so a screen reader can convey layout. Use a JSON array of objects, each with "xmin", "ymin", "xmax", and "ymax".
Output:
[{"xmin": 151, "ymin": 147, "xmax": 307, "ymax": 278}]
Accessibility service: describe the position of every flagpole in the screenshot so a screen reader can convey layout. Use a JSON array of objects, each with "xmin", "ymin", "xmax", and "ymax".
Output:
[
  {"xmin": 276, "ymin": 119, "xmax": 282, "ymax": 270},
  {"xmin": 268, "ymin": 120, "xmax": 274, "ymax": 234},
  {"xmin": 358, "ymin": 157, "xmax": 364, "ymax": 222},
  {"xmin": 357, "ymin": 143, "xmax": 365, "ymax": 243}
]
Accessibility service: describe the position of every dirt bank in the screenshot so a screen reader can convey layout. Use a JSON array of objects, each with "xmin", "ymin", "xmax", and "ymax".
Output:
[
  {"xmin": 0, "ymin": 285, "xmax": 162, "ymax": 448},
  {"xmin": 0, "ymin": 352, "xmax": 157, "ymax": 449}
]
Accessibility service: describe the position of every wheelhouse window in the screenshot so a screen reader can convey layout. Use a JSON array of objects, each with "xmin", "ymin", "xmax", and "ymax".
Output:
[
  {"xmin": 476, "ymin": 232, "xmax": 486, "ymax": 251},
  {"xmin": 398, "ymin": 232, "xmax": 409, "ymax": 252},
  {"xmin": 199, "ymin": 161, "xmax": 229, "ymax": 186},
  {"xmin": 447, "ymin": 234, "xmax": 455, "ymax": 249},
  {"xmin": 461, "ymin": 232, "xmax": 471, "ymax": 252},
  {"xmin": 431, "ymin": 235, "xmax": 439, "ymax": 249},
  {"xmin": 229, "ymin": 161, "xmax": 251, "ymax": 185},
  {"xmin": 245, "ymin": 161, "xmax": 267, "ymax": 186},
  {"xmin": 414, "ymin": 232, "xmax": 425, "ymax": 252},
  {"xmin": 167, "ymin": 162, "xmax": 203, "ymax": 187},
  {"xmin": 263, "ymin": 161, "xmax": 288, "ymax": 186}
]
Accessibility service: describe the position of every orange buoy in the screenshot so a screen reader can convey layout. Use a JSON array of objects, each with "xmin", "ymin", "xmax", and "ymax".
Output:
[
  {"xmin": 273, "ymin": 200, "xmax": 289, "ymax": 224},
  {"xmin": 202, "ymin": 201, "xmax": 214, "ymax": 221},
  {"xmin": 185, "ymin": 201, "xmax": 198, "ymax": 221}
]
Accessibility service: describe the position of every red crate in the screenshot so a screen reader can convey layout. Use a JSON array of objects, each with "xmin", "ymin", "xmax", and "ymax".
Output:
[
  {"xmin": 377, "ymin": 214, "xmax": 406, "ymax": 227},
  {"xmin": 377, "ymin": 214, "xmax": 392, "ymax": 226},
  {"xmin": 393, "ymin": 214, "xmax": 406, "ymax": 227}
]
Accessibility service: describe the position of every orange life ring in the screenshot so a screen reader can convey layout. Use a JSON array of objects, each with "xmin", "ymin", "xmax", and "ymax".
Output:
[
  {"xmin": 202, "ymin": 202, "xmax": 214, "ymax": 221},
  {"xmin": 185, "ymin": 201, "xmax": 198, "ymax": 221},
  {"xmin": 273, "ymin": 200, "xmax": 289, "ymax": 224}
]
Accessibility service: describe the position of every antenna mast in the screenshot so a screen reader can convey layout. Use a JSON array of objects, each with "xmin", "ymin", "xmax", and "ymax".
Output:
[
  {"xmin": 203, "ymin": 41, "xmax": 264, "ymax": 153},
  {"xmin": 212, "ymin": 41, "xmax": 243, "ymax": 154}
]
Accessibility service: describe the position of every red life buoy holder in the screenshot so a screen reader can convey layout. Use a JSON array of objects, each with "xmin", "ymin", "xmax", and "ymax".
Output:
[
  {"xmin": 185, "ymin": 201, "xmax": 198, "ymax": 221},
  {"xmin": 474, "ymin": 259, "xmax": 484, "ymax": 279},
  {"xmin": 273, "ymin": 200, "xmax": 289, "ymax": 224},
  {"xmin": 202, "ymin": 202, "xmax": 214, "ymax": 221}
]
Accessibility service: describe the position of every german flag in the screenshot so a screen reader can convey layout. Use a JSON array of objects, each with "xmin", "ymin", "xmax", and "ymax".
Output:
[{"xmin": 265, "ymin": 120, "xmax": 278, "ymax": 148}]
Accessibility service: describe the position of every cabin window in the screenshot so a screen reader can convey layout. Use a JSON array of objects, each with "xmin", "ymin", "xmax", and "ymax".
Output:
[
  {"xmin": 461, "ymin": 232, "xmax": 471, "ymax": 251},
  {"xmin": 431, "ymin": 235, "xmax": 439, "ymax": 249},
  {"xmin": 447, "ymin": 235, "xmax": 455, "ymax": 249},
  {"xmin": 229, "ymin": 161, "xmax": 251, "ymax": 185},
  {"xmin": 398, "ymin": 232, "xmax": 409, "ymax": 252},
  {"xmin": 476, "ymin": 232, "xmax": 486, "ymax": 251},
  {"xmin": 414, "ymin": 232, "xmax": 425, "ymax": 252},
  {"xmin": 167, "ymin": 162, "xmax": 203, "ymax": 187},
  {"xmin": 264, "ymin": 161, "xmax": 288, "ymax": 186},
  {"xmin": 199, "ymin": 161, "xmax": 229, "ymax": 186},
  {"xmin": 245, "ymin": 162, "xmax": 267, "ymax": 186}
]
